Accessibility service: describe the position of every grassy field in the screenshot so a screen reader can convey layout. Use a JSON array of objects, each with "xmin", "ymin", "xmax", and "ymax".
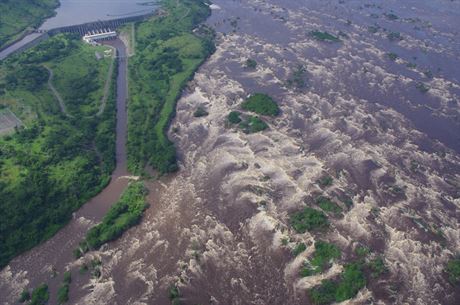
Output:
[
  {"xmin": 127, "ymin": 0, "xmax": 215, "ymax": 174},
  {"xmin": 0, "ymin": 0, "xmax": 59, "ymax": 50},
  {"xmin": 0, "ymin": 34, "xmax": 116, "ymax": 268}
]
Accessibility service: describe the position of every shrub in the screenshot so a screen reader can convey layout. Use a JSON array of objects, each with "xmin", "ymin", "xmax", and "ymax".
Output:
[
  {"xmin": 239, "ymin": 116, "xmax": 268, "ymax": 133},
  {"xmin": 193, "ymin": 106, "xmax": 208, "ymax": 117},
  {"xmin": 315, "ymin": 196, "xmax": 342, "ymax": 214},
  {"xmin": 293, "ymin": 242, "xmax": 307, "ymax": 256},
  {"xmin": 63, "ymin": 271, "xmax": 72, "ymax": 284},
  {"xmin": 245, "ymin": 59, "xmax": 257, "ymax": 69},
  {"xmin": 241, "ymin": 93, "xmax": 280, "ymax": 116},
  {"xmin": 29, "ymin": 284, "xmax": 49, "ymax": 305},
  {"xmin": 369, "ymin": 257, "xmax": 387, "ymax": 278},
  {"xmin": 18, "ymin": 289, "xmax": 30, "ymax": 303},
  {"xmin": 446, "ymin": 258, "xmax": 460, "ymax": 285},
  {"xmin": 317, "ymin": 175, "xmax": 333, "ymax": 187},
  {"xmin": 415, "ymin": 82, "xmax": 430, "ymax": 93},
  {"xmin": 335, "ymin": 263, "xmax": 366, "ymax": 301},
  {"xmin": 290, "ymin": 207, "xmax": 329, "ymax": 233},
  {"xmin": 228, "ymin": 111, "xmax": 242, "ymax": 124},
  {"xmin": 57, "ymin": 284, "xmax": 69, "ymax": 304},
  {"xmin": 309, "ymin": 262, "xmax": 366, "ymax": 304},
  {"xmin": 309, "ymin": 31, "xmax": 340, "ymax": 42},
  {"xmin": 169, "ymin": 284, "xmax": 180, "ymax": 300},
  {"xmin": 387, "ymin": 52, "xmax": 398, "ymax": 61}
]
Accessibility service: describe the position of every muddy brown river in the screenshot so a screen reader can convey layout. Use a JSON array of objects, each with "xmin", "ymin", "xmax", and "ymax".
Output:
[{"xmin": 1, "ymin": 0, "xmax": 460, "ymax": 304}]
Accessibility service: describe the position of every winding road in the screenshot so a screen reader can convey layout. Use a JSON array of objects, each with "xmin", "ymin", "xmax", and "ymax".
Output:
[
  {"xmin": 45, "ymin": 46, "xmax": 116, "ymax": 118},
  {"xmin": 0, "ymin": 39, "xmax": 131, "ymax": 304}
]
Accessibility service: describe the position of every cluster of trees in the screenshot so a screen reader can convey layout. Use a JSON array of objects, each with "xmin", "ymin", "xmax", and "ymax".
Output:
[
  {"xmin": 290, "ymin": 207, "xmax": 329, "ymax": 233},
  {"xmin": 300, "ymin": 241, "xmax": 341, "ymax": 276},
  {"xmin": 241, "ymin": 93, "xmax": 280, "ymax": 116},
  {"xmin": 5, "ymin": 65, "xmax": 48, "ymax": 91},
  {"xmin": 309, "ymin": 263, "xmax": 366, "ymax": 305},
  {"xmin": 19, "ymin": 36, "xmax": 77, "ymax": 64},
  {"xmin": 0, "ymin": 35, "xmax": 117, "ymax": 268},
  {"xmin": 75, "ymin": 183, "xmax": 148, "ymax": 256},
  {"xmin": 127, "ymin": 0, "xmax": 215, "ymax": 175}
]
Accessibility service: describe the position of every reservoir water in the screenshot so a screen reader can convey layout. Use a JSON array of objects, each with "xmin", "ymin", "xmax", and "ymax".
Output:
[{"xmin": 0, "ymin": 0, "xmax": 157, "ymax": 60}]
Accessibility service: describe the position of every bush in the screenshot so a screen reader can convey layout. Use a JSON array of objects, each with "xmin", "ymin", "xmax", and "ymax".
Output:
[
  {"xmin": 239, "ymin": 116, "xmax": 268, "ymax": 133},
  {"xmin": 80, "ymin": 182, "xmax": 148, "ymax": 252},
  {"xmin": 387, "ymin": 52, "xmax": 398, "ymax": 61},
  {"xmin": 193, "ymin": 106, "xmax": 208, "ymax": 117},
  {"xmin": 169, "ymin": 284, "xmax": 180, "ymax": 300},
  {"xmin": 315, "ymin": 196, "xmax": 342, "ymax": 214},
  {"xmin": 228, "ymin": 111, "xmax": 242, "ymax": 124},
  {"xmin": 309, "ymin": 262, "xmax": 366, "ymax": 304},
  {"xmin": 317, "ymin": 175, "xmax": 333, "ymax": 187},
  {"xmin": 309, "ymin": 31, "xmax": 340, "ymax": 42},
  {"xmin": 446, "ymin": 258, "xmax": 460, "ymax": 285},
  {"xmin": 57, "ymin": 284, "xmax": 69, "ymax": 304},
  {"xmin": 241, "ymin": 93, "xmax": 280, "ymax": 116},
  {"xmin": 369, "ymin": 257, "xmax": 387, "ymax": 278},
  {"xmin": 303, "ymin": 241, "xmax": 341, "ymax": 276},
  {"xmin": 18, "ymin": 289, "xmax": 30, "ymax": 303},
  {"xmin": 335, "ymin": 263, "xmax": 366, "ymax": 301},
  {"xmin": 293, "ymin": 242, "xmax": 307, "ymax": 256},
  {"xmin": 63, "ymin": 271, "xmax": 72, "ymax": 284},
  {"xmin": 29, "ymin": 284, "xmax": 49, "ymax": 305},
  {"xmin": 290, "ymin": 207, "xmax": 329, "ymax": 233},
  {"xmin": 245, "ymin": 58, "xmax": 257, "ymax": 69}
]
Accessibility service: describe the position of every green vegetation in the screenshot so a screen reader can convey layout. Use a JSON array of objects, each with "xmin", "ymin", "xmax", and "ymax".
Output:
[
  {"xmin": 57, "ymin": 284, "xmax": 69, "ymax": 304},
  {"xmin": 169, "ymin": 284, "xmax": 181, "ymax": 304},
  {"xmin": 128, "ymin": 0, "xmax": 215, "ymax": 174},
  {"xmin": 241, "ymin": 93, "xmax": 280, "ymax": 116},
  {"xmin": 245, "ymin": 58, "xmax": 257, "ymax": 69},
  {"xmin": 309, "ymin": 31, "xmax": 340, "ymax": 42},
  {"xmin": 58, "ymin": 271, "xmax": 72, "ymax": 304},
  {"xmin": 19, "ymin": 289, "xmax": 30, "ymax": 303},
  {"xmin": 76, "ymin": 182, "xmax": 148, "ymax": 255},
  {"xmin": 29, "ymin": 283, "xmax": 49, "ymax": 305},
  {"xmin": 387, "ymin": 52, "xmax": 398, "ymax": 61},
  {"xmin": 0, "ymin": 0, "xmax": 59, "ymax": 49},
  {"xmin": 227, "ymin": 111, "xmax": 242, "ymax": 124},
  {"xmin": 317, "ymin": 175, "xmax": 333, "ymax": 187},
  {"xmin": 315, "ymin": 196, "xmax": 342, "ymax": 214},
  {"xmin": 384, "ymin": 13, "xmax": 399, "ymax": 20},
  {"xmin": 309, "ymin": 262, "xmax": 366, "ymax": 305},
  {"xmin": 369, "ymin": 256, "xmax": 387, "ymax": 278},
  {"xmin": 446, "ymin": 258, "xmax": 460, "ymax": 285},
  {"xmin": 355, "ymin": 246, "xmax": 370, "ymax": 257},
  {"xmin": 0, "ymin": 34, "xmax": 116, "ymax": 268},
  {"xmin": 290, "ymin": 207, "xmax": 329, "ymax": 233},
  {"xmin": 301, "ymin": 241, "xmax": 341, "ymax": 276},
  {"xmin": 239, "ymin": 115, "xmax": 268, "ymax": 134},
  {"xmin": 387, "ymin": 31, "xmax": 402, "ymax": 41},
  {"xmin": 286, "ymin": 65, "xmax": 308, "ymax": 90},
  {"xmin": 293, "ymin": 242, "xmax": 307, "ymax": 256},
  {"xmin": 193, "ymin": 106, "xmax": 208, "ymax": 117},
  {"xmin": 415, "ymin": 82, "xmax": 430, "ymax": 93}
]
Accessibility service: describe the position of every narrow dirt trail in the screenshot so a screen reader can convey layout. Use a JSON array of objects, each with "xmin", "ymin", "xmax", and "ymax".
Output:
[
  {"xmin": 45, "ymin": 48, "xmax": 116, "ymax": 118},
  {"xmin": 0, "ymin": 39, "xmax": 130, "ymax": 305}
]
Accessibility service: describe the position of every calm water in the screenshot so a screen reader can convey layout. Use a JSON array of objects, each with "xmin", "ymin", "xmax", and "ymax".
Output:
[
  {"xmin": 41, "ymin": 0, "xmax": 157, "ymax": 29},
  {"xmin": 0, "ymin": 0, "xmax": 157, "ymax": 60}
]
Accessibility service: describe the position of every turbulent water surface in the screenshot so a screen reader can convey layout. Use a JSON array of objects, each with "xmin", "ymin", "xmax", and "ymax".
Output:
[{"xmin": 1, "ymin": 0, "xmax": 460, "ymax": 304}]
